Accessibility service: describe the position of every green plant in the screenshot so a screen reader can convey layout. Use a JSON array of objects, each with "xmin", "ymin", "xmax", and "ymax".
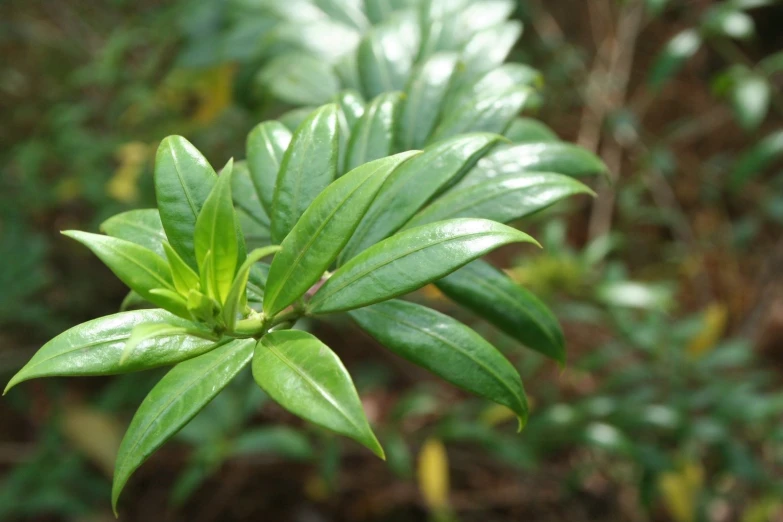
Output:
[{"xmin": 5, "ymin": 95, "xmax": 603, "ymax": 512}]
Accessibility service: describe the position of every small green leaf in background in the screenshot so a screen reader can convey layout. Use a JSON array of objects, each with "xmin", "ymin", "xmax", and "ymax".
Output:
[
  {"xmin": 253, "ymin": 330, "xmax": 384, "ymax": 458},
  {"xmin": 345, "ymin": 92, "xmax": 403, "ymax": 171},
  {"xmin": 194, "ymin": 159, "xmax": 239, "ymax": 303},
  {"xmin": 259, "ymin": 52, "xmax": 340, "ymax": 106},
  {"xmin": 730, "ymin": 130, "xmax": 783, "ymax": 190},
  {"xmin": 505, "ymin": 118, "xmax": 559, "ymax": 143},
  {"xmin": 112, "ymin": 339, "xmax": 254, "ymax": 514},
  {"xmin": 458, "ymin": 21, "xmax": 522, "ymax": 82},
  {"xmin": 340, "ymin": 133, "xmax": 504, "ymax": 263},
  {"xmin": 232, "ymin": 161, "xmax": 271, "ymax": 233},
  {"xmin": 357, "ymin": 16, "xmax": 419, "ymax": 98},
  {"xmin": 154, "ymin": 136, "xmax": 217, "ymax": 269},
  {"xmin": 350, "ymin": 299, "xmax": 528, "ymax": 424},
  {"xmin": 436, "ymin": 260, "xmax": 565, "ymax": 363},
  {"xmin": 271, "ymin": 104, "xmax": 339, "ymax": 243},
  {"xmin": 5, "ymin": 310, "xmax": 216, "ymax": 393},
  {"xmin": 247, "ymin": 121, "xmax": 291, "ymax": 216},
  {"xmin": 100, "ymin": 209, "xmax": 167, "ymax": 259},
  {"xmin": 63, "ymin": 231, "xmax": 179, "ymax": 314},
  {"xmin": 231, "ymin": 426, "xmax": 313, "ymax": 461},
  {"xmin": 264, "ymin": 151, "xmax": 419, "ymax": 317},
  {"xmin": 398, "ymin": 53, "xmax": 459, "ymax": 150},
  {"xmin": 405, "ymin": 172, "xmax": 594, "ymax": 228},
  {"xmin": 729, "ymin": 72, "xmax": 771, "ymax": 131},
  {"xmin": 309, "ymin": 218, "xmax": 538, "ymax": 314},
  {"xmin": 648, "ymin": 29, "xmax": 702, "ymax": 91}
]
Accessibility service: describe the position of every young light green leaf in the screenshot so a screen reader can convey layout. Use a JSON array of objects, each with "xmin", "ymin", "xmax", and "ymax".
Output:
[
  {"xmin": 253, "ymin": 330, "xmax": 384, "ymax": 458},
  {"xmin": 648, "ymin": 29, "xmax": 701, "ymax": 91},
  {"xmin": 187, "ymin": 289, "xmax": 217, "ymax": 324},
  {"xmin": 398, "ymin": 53, "xmax": 458, "ymax": 150},
  {"xmin": 505, "ymin": 118, "xmax": 559, "ymax": 143},
  {"xmin": 357, "ymin": 17, "xmax": 419, "ymax": 99},
  {"xmin": 223, "ymin": 246, "xmax": 282, "ymax": 331},
  {"xmin": 345, "ymin": 92, "xmax": 403, "ymax": 172},
  {"xmin": 340, "ymin": 133, "xmax": 504, "ymax": 264},
  {"xmin": 112, "ymin": 339, "xmax": 254, "ymax": 514},
  {"xmin": 4, "ymin": 310, "xmax": 217, "ymax": 393},
  {"xmin": 264, "ymin": 151, "xmax": 420, "ymax": 317},
  {"xmin": 271, "ymin": 104, "xmax": 339, "ymax": 243},
  {"xmin": 406, "ymin": 172, "xmax": 594, "ymax": 228},
  {"xmin": 308, "ymin": 218, "xmax": 538, "ymax": 314},
  {"xmin": 247, "ymin": 121, "xmax": 292, "ymax": 216},
  {"xmin": 154, "ymin": 136, "xmax": 217, "ymax": 269},
  {"xmin": 436, "ymin": 260, "xmax": 565, "ymax": 363},
  {"xmin": 194, "ymin": 160, "xmax": 239, "ymax": 303},
  {"xmin": 350, "ymin": 299, "xmax": 528, "ymax": 423},
  {"xmin": 100, "ymin": 209, "xmax": 167, "ymax": 258},
  {"xmin": 455, "ymin": 142, "xmax": 607, "ymax": 189},
  {"xmin": 62, "ymin": 231, "xmax": 178, "ymax": 314},
  {"xmin": 148, "ymin": 289, "xmax": 190, "ymax": 320},
  {"xmin": 163, "ymin": 242, "xmax": 199, "ymax": 296},
  {"xmin": 429, "ymin": 86, "xmax": 534, "ymax": 144}
]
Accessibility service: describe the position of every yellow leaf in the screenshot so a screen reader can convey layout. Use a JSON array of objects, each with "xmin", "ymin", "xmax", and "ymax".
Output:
[
  {"xmin": 742, "ymin": 496, "xmax": 782, "ymax": 522},
  {"xmin": 61, "ymin": 404, "xmax": 123, "ymax": 478},
  {"xmin": 106, "ymin": 142, "xmax": 149, "ymax": 203},
  {"xmin": 480, "ymin": 404, "xmax": 516, "ymax": 427},
  {"xmin": 687, "ymin": 303, "xmax": 728, "ymax": 359},
  {"xmin": 417, "ymin": 438, "xmax": 450, "ymax": 513},
  {"xmin": 192, "ymin": 63, "xmax": 236, "ymax": 125},
  {"xmin": 658, "ymin": 461, "xmax": 704, "ymax": 522}
]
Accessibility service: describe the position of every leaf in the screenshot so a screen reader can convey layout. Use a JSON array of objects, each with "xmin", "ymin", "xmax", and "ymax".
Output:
[
  {"xmin": 231, "ymin": 426, "xmax": 313, "ymax": 461},
  {"xmin": 729, "ymin": 130, "xmax": 783, "ymax": 190},
  {"xmin": 357, "ymin": 16, "xmax": 420, "ymax": 99},
  {"xmin": 730, "ymin": 72, "xmax": 770, "ymax": 131},
  {"xmin": 398, "ymin": 53, "xmax": 459, "ymax": 150},
  {"xmin": 345, "ymin": 92, "xmax": 403, "ymax": 171},
  {"xmin": 350, "ymin": 299, "xmax": 528, "ymax": 421},
  {"xmin": 340, "ymin": 133, "xmax": 504, "ymax": 263},
  {"xmin": 308, "ymin": 218, "xmax": 538, "ymax": 314},
  {"xmin": 112, "ymin": 339, "xmax": 254, "ymax": 514},
  {"xmin": 148, "ymin": 289, "xmax": 190, "ymax": 320},
  {"xmin": 264, "ymin": 152, "xmax": 419, "ymax": 317},
  {"xmin": 406, "ymin": 172, "xmax": 594, "ymax": 228},
  {"xmin": 271, "ymin": 104, "xmax": 340, "ymax": 243},
  {"xmin": 253, "ymin": 330, "xmax": 384, "ymax": 457},
  {"xmin": 315, "ymin": 0, "xmax": 369, "ymax": 31},
  {"xmin": 458, "ymin": 21, "xmax": 522, "ymax": 82},
  {"xmin": 247, "ymin": 121, "xmax": 293, "ymax": 217},
  {"xmin": 223, "ymin": 246, "xmax": 282, "ymax": 331},
  {"xmin": 259, "ymin": 52, "xmax": 340, "ymax": 106},
  {"xmin": 648, "ymin": 29, "xmax": 701, "ymax": 91},
  {"xmin": 163, "ymin": 243, "xmax": 199, "ymax": 296},
  {"xmin": 194, "ymin": 160, "xmax": 239, "ymax": 303},
  {"xmin": 279, "ymin": 107, "xmax": 316, "ymax": 132},
  {"xmin": 505, "ymin": 118, "xmax": 559, "ymax": 143},
  {"xmin": 435, "ymin": 260, "xmax": 565, "ymax": 363},
  {"xmin": 232, "ymin": 160, "xmax": 271, "ymax": 230},
  {"xmin": 445, "ymin": 63, "xmax": 542, "ymax": 115},
  {"xmin": 63, "ymin": 231, "xmax": 180, "ymax": 314},
  {"xmin": 154, "ymin": 136, "xmax": 217, "ymax": 269},
  {"xmin": 4, "ymin": 310, "xmax": 217, "ymax": 393},
  {"xmin": 120, "ymin": 323, "xmax": 190, "ymax": 365},
  {"xmin": 430, "ymin": 86, "xmax": 534, "ymax": 144},
  {"xmin": 100, "ymin": 209, "xmax": 167, "ymax": 258},
  {"xmin": 334, "ymin": 89, "xmax": 365, "ymax": 129},
  {"xmin": 417, "ymin": 438, "xmax": 450, "ymax": 512},
  {"xmin": 455, "ymin": 142, "xmax": 607, "ymax": 189}
]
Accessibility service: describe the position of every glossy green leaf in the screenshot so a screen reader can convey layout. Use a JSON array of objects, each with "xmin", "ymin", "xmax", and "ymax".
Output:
[
  {"xmin": 100, "ymin": 209, "xmax": 167, "ymax": 259},
  {"xmin": 418, "ymin": 0, "xmax": 514, "ymax": 57},
  {"xmin": 232, "ymin": 160, "xmax": 271, "ymax": 228},
  {"xmin": 194, "ymin": 160, "xmax": 239, "ymax": 303},
  {"xmin": 334, "ymin": 90, "xmax": 365, "ymax": 129},
  {"xmin": 350, "ymin": 299, "xmax": 528, "ymax": 422},
  {"xmin": 271, "ymin": 104, "xmax": 339, "ymax": 243},
  {"xmin": 63, "ymin": 231, "xmax": 178, "ymax": 313},
  {"xmin": 279, "ymin": 107, "xmax": 316, "ymax": 132},
  {"xmin": 357, "ymin": 16, "xmax": 419, "ymax": 99},
  {"xmin": 730, "ymin": 130, "xmax": 783, "ymax": 190},
  {"xmin": 247, "ymin": 121, "xmax": 292, "ymax": 216},
  {"xmin": 4, "ymin": 310, "xmax": 217, "ymax": 393},
  {"xmin": 120, "ymin": 323, "xmax": 201, "ymax": 365},
  {"xmin": 406, "ymin": 172, "xmax": 594, "ymax": 228},
  {"xmin": 730, "ymin": 72, "xmax": 770, "ymax": 131},
  {"xmin": 345, "ymin": 92, "xmax": 402, "ymax": 171},
  {"xmin": 163, "ymin": 242, "xmax": 199, "ymax": 296},
  {"xmin": 308, "ymin": 218, "xmax": 538, "ymax": 314},
  {"xmin": 154, "ymin": 136, "xmax": 217, "ymax": 269},
  {"xmin": 259, "ymin": 52, "xmax": 340, "ymax": 106},
  {"xmin": 435, "ymin": 260, "xmax": 565, "ymax": 363},
  {"xmin": 112, "ymin": 339, "xmax": 254, "ymax": 513},
  {"xmin": 223, "ymin": 246, "xmax": 282, "ymax": 331},
  {"xmin": 398, "ymin": 53, "xmax": 458, "ymax": 150},
  {"xmin": 340, "ymin": 133, "xmax": 504, "ymax": 263},
  {"xmin": 253, "ymin": 330, "xmax": 384, "ymax": 457},
  {"xmin": 505, "ymin": 118, "xmax": 559, "ymax": 143},
  {"xmin": 648, "ymin": 29, "xmax": 701, "ymax": 90},
  {"xmin": 445, "ymin": 63, "xmax": 542, "ymax": 115},
  {"xmin": 458, "ymin": 21, "xmax": 522, "ymax": 81},
  {"xmin": 263, "ymin": 152, "xmax": 419, "ymax": 317},
  {"xmin": 456, "ymin": 142, "xmax": 607, "ymax": 189},
  {"xmin": 429, "ymin": 86, "xmax": 534, "ymax": 144},
  {"xmin": 148, "ymin": 289, "xmax": 190, "ymax": 320}
]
